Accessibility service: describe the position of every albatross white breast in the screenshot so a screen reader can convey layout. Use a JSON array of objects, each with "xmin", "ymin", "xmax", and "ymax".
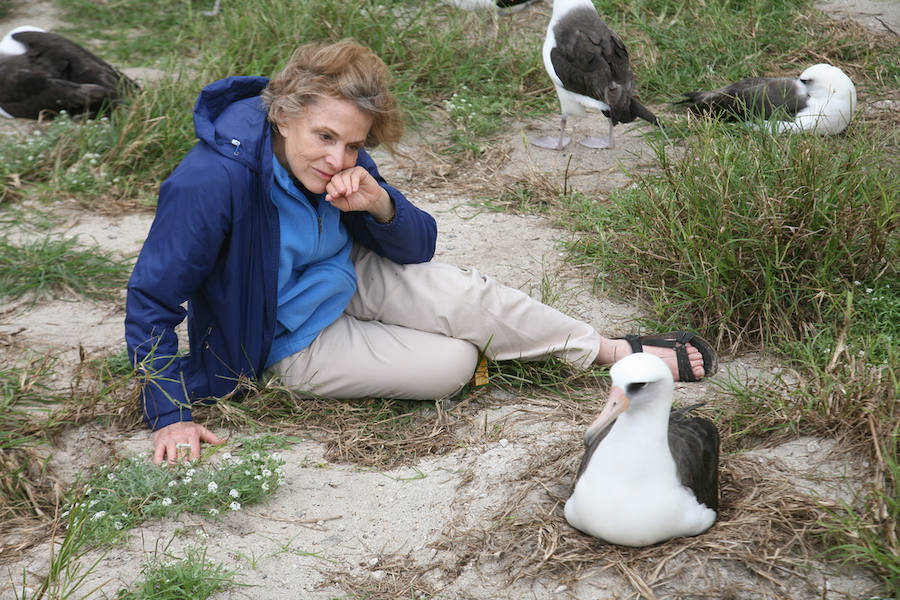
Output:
[
  {"xmin": 564, "ymin": 352, "xmax": 719, "ymax": 547},
  {"xmin": 0, "ymin": 26, "xmax": 138, "ymax": 120},
  {"xmin": 533, "ymin": 0, "xmax": 658, "ymax": 150},
  {"xmin": 677, "ymin": 63, "xmax": 856, "ymax": 135}
]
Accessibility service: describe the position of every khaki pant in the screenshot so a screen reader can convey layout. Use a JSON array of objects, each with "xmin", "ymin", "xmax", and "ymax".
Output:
[{"xmin": 269, "ymin": 245, "xmax": 603, "ymax": 400}]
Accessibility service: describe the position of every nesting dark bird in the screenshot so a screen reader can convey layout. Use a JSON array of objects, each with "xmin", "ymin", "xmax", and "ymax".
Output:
[
  {"xmin": 677, "ymin": 63, "xmax": 856, "ymax": 135},
  {"xmin": 533, "ymin": 0, "xmax": 658, "ymax": 150},
  {"xmin": 0, "ymin": 26, "xmax": 138, "ymax": 120},
  {"xmin": 565, "ymin": 352, "xmax": 720, "ymax": 547}
]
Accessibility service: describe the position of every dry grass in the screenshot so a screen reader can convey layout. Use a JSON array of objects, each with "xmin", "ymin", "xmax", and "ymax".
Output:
[
  {"xmin": 0, "ymin": 445, "xmax": 63, "ymax": 565},
  {"xmin": 0, "ymin": 350, "xmax": 142, "ymax": 563},
  {"xmin": 326, "ymin": 550, "xmax": 462, "ymax": 600}
]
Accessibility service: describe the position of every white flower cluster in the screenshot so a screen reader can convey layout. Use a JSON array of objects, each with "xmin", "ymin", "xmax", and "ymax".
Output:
[
  {"xmin": 62, "ymin": 443, "xmax": 288, "ymax": 538},
  {"xmin": 3, "ymin": 113, "xmax": 119, "ymax": 192},
  {"xmin": 444, "ymin": 88, "xmax": 477, "ymax": 123}
]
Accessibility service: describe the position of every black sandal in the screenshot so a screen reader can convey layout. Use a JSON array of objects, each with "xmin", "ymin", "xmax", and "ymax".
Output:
[{"xmin": 616, "ymin": 330, "xmax": 718, "ymax": 382}]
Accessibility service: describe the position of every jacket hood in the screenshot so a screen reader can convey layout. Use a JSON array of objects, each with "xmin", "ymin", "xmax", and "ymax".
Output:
[{"xmin": 193, "ymin": 76, "xmax": 271, "ymax": 172}]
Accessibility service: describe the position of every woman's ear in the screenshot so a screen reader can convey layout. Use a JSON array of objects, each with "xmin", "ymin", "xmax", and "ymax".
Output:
[{"xmin": 273, "ymin": 107, "xmax": 288, "ymax": 138}]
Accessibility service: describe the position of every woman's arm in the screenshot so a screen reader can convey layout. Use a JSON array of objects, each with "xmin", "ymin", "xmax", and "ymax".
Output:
[{"xmin": 125, "ymin": 148, "xmax": 233, "ymax": 434}]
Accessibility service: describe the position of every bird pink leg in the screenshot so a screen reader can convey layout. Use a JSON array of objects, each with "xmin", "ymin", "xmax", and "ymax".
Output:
[
  {"xmin": 579, "ymin": 118, "xmax": 614, "ymax": 149},
  {"xmin": 531, "ymin": 113, "xmax": 571, "ymax": 150}
]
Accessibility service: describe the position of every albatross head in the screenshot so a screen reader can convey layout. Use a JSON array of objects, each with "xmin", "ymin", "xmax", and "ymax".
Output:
[
  {"xmin": 799, "ymin": 63, "xmax": 857, "ymax": 115},
  {"xmin": 585, "ymin": 352, "xmax": 673, "ymax": 444}
]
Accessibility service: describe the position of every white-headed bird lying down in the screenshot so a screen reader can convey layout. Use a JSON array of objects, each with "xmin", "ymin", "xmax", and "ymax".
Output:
[{"xmin": 676, "ymin": 63, "xmax": 856, "ymax": 135}]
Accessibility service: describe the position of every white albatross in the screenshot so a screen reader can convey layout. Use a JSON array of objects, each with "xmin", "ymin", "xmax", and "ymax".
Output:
[
  {"xmin": 0, "ymin": 25, "xmax": 137, "ymax": 120},
  {"xmin": 565, "ymin": 352, "xmax": 720, "ymax": 547},
  {"xmin": 533, "ymin": 0, "xmax": 658, "ymax": 150},
  {"xmin": 677, "ymin": 63, "xmax": 856, "ymax": 135}
]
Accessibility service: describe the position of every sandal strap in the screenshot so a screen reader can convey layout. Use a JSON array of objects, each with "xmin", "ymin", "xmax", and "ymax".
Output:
[
  {"xmin": 619, "ymin": 330, "xmax": 700, "ymax": 382},
  {"xmin": 673, "ymin": 338, "xmax": 694, "ymax": 382},
  {"xmin": 621, "ymin": 334, "xmax": 644, "ymax": 354},
  {"xmin": 665, "ymin": 331, "xmax": 696, "ymax": 382}
]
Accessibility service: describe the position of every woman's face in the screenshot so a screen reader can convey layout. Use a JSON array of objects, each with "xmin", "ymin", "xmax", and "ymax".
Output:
[{"xmin": 275, "ymin": 96, "xmax": 373, "ymax": 194}]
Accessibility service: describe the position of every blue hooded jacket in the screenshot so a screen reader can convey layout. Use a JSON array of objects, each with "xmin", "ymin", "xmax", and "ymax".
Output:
[{"xmin": 125, "ymin": 76, "xmax": 437, "ymax": 431}]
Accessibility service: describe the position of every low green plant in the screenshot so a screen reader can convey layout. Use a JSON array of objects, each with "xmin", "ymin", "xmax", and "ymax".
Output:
[
  {"xmin": 63, "ymin": 441, "xmax": 286, "ymax": 545},
  {"xmin": 443, "ymin": 85, "xmax": 509, "ymax": 156},
  {"xmin": 93, "ymin": 349, "xmax": 137, "ymax": 381},
  {"xmin": 0, "ymin": 113, "xmax": 120, "ymax": 202},
  {"xmin": 0, "ymin": 235, "xmax": 132, "ymax": 303},
  {"xmin": 116, "ymin": 543, "xmax": 240, "ymax": 600}
]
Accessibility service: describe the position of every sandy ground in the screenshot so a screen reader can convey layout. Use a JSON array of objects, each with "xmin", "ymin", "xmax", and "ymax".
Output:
[{"xmin": 1, "ymin": 0, "xmax": 897, "ymax": 598}]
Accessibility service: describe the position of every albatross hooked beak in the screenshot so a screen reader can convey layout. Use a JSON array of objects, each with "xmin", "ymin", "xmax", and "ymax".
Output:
[{"xmin": 585, "ymin": 385, "xmax": 630, "ymax": 445}]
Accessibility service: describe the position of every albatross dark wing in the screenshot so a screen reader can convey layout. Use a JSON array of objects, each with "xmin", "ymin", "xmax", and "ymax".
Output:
[
  {"xmin": 5, "ymin": 30, "xmax": 138, "ymax": 117},
  {"xmin": 549, "ymin": 7, "xmax": 630, "ymax": 99},
  {"xmin": 13, "ymin": 31, "xmax": 131, "ymax": 89},
  {"xmin": 0, "ymin": 60, "xmax": 113, "ymax": 118},
  {"xmin": 678, "ymin": 77, "xmax": 806, "ymax": 121},
  {"xmin": 549, "ymin": 7, "xmax": 656, "ymax": 125},
  {"xmin": 668, "ymin": 404, "xmax": 719, "ymax": 511}
]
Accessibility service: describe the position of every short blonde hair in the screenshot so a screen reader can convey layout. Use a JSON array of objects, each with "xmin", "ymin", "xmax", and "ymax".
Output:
[{"xmin": 261, "ymin": 40, "xmax": 403, "ymax": 151}]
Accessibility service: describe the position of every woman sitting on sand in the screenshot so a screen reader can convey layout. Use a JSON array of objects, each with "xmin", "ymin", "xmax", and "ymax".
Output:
[{"xmin": 125, "ymin": 39, "xmax": 717, "ymax": 465}]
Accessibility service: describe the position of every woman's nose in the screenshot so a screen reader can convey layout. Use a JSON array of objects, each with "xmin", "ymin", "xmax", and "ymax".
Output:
[{"xmin": 325, "ymin": 146, "xmax": 345, "ymax": 171}]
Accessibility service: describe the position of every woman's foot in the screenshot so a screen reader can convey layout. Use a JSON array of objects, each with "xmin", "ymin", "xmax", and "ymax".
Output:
[{"xmin": 594, "ymin": 332, "xmax": 714, "ymax": 381}]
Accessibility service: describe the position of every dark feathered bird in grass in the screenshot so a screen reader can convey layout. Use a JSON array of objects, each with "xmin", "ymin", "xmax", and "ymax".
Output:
[
  {"xmin": 676, "ymin": 63, "xmax": 856, "ymax": 135},
  {"xmin": 565, "ymin": 352, "xmax": 719, "ymax": 547},
  {"xmin": 0, "ymin": 26, "xmax": 138, "ymax": 120},
  {"xmin": 533, "ymin": 0, "xmax": 658, "ymax": 150}
]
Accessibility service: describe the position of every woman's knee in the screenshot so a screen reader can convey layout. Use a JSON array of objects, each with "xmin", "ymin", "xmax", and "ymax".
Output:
[{"xmin": 424, "ymin": 339, "xmax": 480, "ymax": 398}]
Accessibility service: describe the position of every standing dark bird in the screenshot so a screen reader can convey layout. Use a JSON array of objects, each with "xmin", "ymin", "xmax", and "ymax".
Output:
[
  {"xmin": 0, "ymin": 26, "xmax": 138, "ymax": 120},
  {"xmin": 565, "ymin": 352, "xmax": 719, "ymax": 547},
  {"xmin": 533, "ymin": 0, "xmax": 658, "ymax": 150},
  {"xmin": 677, "ymin": 63, "xmax": 856, "ymax": 135}
]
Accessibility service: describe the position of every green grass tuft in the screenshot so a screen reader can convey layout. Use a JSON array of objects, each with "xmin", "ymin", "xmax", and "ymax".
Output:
[
  {"xmin": 116, "ymin": 544, "xmax": 240, "ymax": 600},
  {"xmin": 0, "ymin": 235, "xmax": 132, "ymax": 303},
  {"xmin": 567, "ymin": 119, "xmax": 898, "ymax": 352}
]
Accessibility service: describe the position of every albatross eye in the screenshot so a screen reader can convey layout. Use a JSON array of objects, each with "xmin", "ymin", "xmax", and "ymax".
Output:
[
  {"xmin": 800, "ymin": 78, "xmax": 811, "ymax": 85},
  {"xmin": 626, "ymin": 382, "xmax": 648, "ymax": 395}
]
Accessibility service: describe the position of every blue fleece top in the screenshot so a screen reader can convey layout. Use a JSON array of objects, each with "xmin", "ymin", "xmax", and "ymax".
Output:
[
  {"xmin": 267, "ymin": 155, "xmax": 356, "ymax": 368},
  {"xmin": 125, "ymin": 76, "xmax": 438, "ymax": 431}
]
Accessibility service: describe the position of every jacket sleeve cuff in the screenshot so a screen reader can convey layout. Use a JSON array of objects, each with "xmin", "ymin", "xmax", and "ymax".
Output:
[
  {"xmin": 146, "ymin": 410, "xmax": 194, "ymax": 432},
  {"xmin": 368, "ymin": 187, "xmax": 402, "ymax": 227},
  {"xmin": 141, "ymin": 377, "xmax": 195, "ymax": 431}
]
